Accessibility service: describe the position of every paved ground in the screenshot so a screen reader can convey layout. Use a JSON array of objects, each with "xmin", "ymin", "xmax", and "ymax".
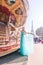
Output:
[
  {"xmin": 0, "ymin": 43, "xmax": 43, "ymax": 65},
  {"xmin": 28, "ymin": 43, "xmax": 43, "ymax": 65},
  {"xmin": 0, "ymin": 50, "xmax": 28, "ymax": 65}
]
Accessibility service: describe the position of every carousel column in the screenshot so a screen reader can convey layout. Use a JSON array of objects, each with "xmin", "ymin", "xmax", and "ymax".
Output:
[
  {"xmin": 5, "ymin": 16, "xmax": 11, "ymax": 44},
  {"xmin": 5, "ymin": 25, "xmax": 9, "ymax": 44}
]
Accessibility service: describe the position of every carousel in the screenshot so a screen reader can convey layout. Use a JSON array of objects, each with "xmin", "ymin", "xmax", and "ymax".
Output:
[{"xmin": 0, "ymin": 0, "xmax": 29, "ymax": 57}]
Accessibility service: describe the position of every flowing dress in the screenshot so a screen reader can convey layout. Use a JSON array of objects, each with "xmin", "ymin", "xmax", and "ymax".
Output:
[{"xmin": 20, "ymin": 31, "xmax": 34, "ymax": 56}]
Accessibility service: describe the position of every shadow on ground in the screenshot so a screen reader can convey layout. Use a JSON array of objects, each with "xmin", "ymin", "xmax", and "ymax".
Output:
[{"xmin": 0, "ymin": 50, "xmax": 28, "ymax": 65}]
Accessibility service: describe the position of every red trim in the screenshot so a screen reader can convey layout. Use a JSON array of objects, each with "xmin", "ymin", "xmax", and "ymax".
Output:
[
  {"xmin": 0, "ymin": 5, "xmax": 10, "ymax": 16},
  {"xmin": 0, "ymin": 44, "xmax": 19, "ymax": 52}
]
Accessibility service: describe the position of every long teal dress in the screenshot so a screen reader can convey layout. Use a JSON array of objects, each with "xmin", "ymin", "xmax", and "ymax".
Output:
[{"xmin": 20, "ymin": 31, "xmax": 34, "ymax": 56}]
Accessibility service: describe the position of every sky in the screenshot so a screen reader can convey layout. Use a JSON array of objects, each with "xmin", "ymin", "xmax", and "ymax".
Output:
[{"xmin": 25, "ymin": 0, "xmax": 43, "ymax": 34}]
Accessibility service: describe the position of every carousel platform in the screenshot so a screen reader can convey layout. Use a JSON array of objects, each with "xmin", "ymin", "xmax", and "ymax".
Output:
[
  {"xmin": 0, "ymin": 49, "xmax": 28, "ymax": 65},
  {"xmin": 0, "ymin": 42, "xmax": 20, "ymax": 57}
]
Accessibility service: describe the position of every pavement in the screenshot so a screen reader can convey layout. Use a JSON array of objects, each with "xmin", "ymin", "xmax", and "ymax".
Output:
[
  {"xmin": 0, "ymin": 50, "xmax": 28, "ymax": 65},
  {"xmin": 0, "ymin": 43, "xmax": 43, "ymax": 65},
  {"xmin": 28, "ymin": 43, "xmax": 43, "ymax": 65}
]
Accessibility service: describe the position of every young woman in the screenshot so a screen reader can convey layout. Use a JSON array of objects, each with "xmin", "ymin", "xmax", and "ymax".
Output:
[{"xmin": 20, "ymin": 27, "xmax": 34, "ymax": 56}]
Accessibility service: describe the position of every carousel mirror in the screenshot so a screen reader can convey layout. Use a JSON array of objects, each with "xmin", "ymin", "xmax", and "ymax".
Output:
[
  {"xmin": 15, "ymin": 8, "xmax": 23, "ymax": 15},
  {"xmin": 5, "ymin": 0, "xmax": 16, "ymax": 5}
]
